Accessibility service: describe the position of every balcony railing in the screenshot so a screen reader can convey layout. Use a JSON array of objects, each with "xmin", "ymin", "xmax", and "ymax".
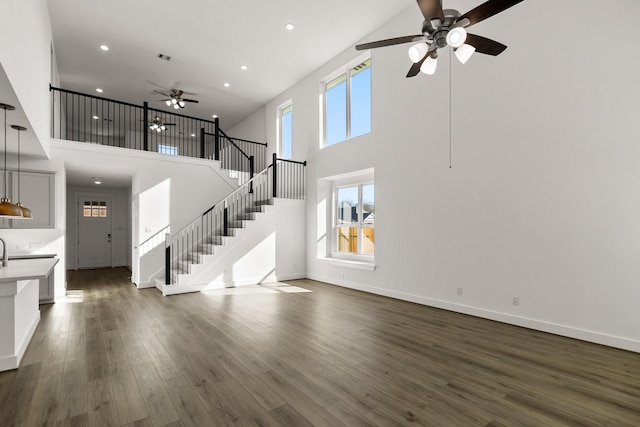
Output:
[{"xmin": 50, "ymin": 85, "xmax": 267, "ymax": 169}]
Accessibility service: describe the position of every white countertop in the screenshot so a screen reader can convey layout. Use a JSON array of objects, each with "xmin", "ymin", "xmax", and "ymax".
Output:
[{"xmin": 0, "ymin": 258, "xmax": 59, "ymax": 283}]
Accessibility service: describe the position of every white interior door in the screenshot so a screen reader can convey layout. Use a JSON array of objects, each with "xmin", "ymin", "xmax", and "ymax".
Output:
[{"xmin": 78, "ymin": 196, "xmax": 112, "ymax": 268}]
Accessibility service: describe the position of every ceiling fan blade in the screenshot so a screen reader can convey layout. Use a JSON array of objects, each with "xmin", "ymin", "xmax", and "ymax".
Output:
[
  {"xmin": 356, "ymin": 35, "xmax": 424, "ymax": 51},
  {"xmin": 182, "ymin": 98, "xmax": 199, "ymax": 103},
  {"xmin": 458, "ymin": 0, "xmax": 524, "ymax": 28},
  {"xmin": 156, "ymin": 98, "xmax": 172, "ymax": 102},
  {"xmin": 153, "ymin": 89, "xmax": 170, "ymax": 97},
  {"xmin": 164, "ymin": 123, "xmax": 176, "ymax": 126},
  {"xmin": 465, "ymin": 34, "xmax": 507, "ymax": 55},
  {"xmin": 416, "ymin": 0, "xmax": 444, "ymax": 22}
]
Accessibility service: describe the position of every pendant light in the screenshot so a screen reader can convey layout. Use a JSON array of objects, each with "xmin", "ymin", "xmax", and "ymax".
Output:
[
  {"xmin": 11, "ymin": 125, "xmax": 32, "ymax": 219},
  {"xmin": 0, "ymin": 103, "xmax": 23, "ymax": 219}
]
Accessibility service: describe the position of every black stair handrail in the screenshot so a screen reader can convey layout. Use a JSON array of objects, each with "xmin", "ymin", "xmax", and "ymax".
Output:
[{"xmin": 164, "ymin": 156, "xmax": 306, "ymax": 285}]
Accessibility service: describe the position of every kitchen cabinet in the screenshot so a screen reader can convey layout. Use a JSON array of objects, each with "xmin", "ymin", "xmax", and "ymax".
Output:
[
  {"xmin": 0, "ymin": 257, "xmax": 59, "ymax": 371},
  {"xmin": 0, "ymin": 171, "xmax": 55, "ymax": 229}
]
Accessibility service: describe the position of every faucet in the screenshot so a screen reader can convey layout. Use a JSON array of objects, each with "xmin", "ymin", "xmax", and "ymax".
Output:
[{"xmin": 0, "ymin": 237, "xmax": 6, "ymax": 267}]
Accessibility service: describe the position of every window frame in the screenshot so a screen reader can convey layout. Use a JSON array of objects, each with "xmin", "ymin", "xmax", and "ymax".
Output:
[
  {"xmin": 321, "ymin": 53, "xmax": 371, "ymax": 148},
  {"xmin": 332, "ymin": 181, "xmax": 374, "ymax": 260},
  {"xmin": 277, "ymin": 100, "xmax": 293, "ymax": 159}
]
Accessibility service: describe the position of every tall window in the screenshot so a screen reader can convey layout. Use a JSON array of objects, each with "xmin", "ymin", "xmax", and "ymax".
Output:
[
  {"xmin": 324, "ymin": 57, "xmax": 371, "ymax": 147},
  {"xmin": 278, "ymin": 102, "xmax": 293, "ymax": 159},
  {"xmin": 335, "ymin": 183, "xmax": 374, "ymax": 256}
]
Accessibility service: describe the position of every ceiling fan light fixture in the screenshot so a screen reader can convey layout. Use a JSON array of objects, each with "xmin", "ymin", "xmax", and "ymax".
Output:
[
  {"xmin": 455, "ymin": 43, "xmax": 476, "ymax": 64},
  {"xmin": 408, "ymin": 43, "xmax": 430, "ymax": 63},
  {"xmin": 420, "ymin": 55, "xmax": 438, "ymax": 75},
  {"xmin": 446, "ymin": 27, "xmax": 467, "ymax": 48},
  {"xmin": 165, "ymin": 100, "xmax": 172, "ymax": 107},
  {"xmin": 178, "ymin": 100, "xmax": 185, "ymax": 108},
  {"xmin": 173, "ymin": 104, "xmax": 180, "ymax": 110},
  {"xmin": 171, "ymin": 98, "xmax": 178, "ymax": 105}
]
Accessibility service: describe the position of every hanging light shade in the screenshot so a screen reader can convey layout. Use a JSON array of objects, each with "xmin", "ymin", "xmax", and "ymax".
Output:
[
  {"xmin": 0, "ymin": 103, "xmax": 23, "ymax": 219},
  {"xmin": 420, "ymin": 55, "xmax": 438, "ymax": 75},
  {"xmin": 454, "ymin": 44, "xmax": 476, "ymax": 64},
  {"xmin": 446, "ymin": 27, "xmax": 467, "ymax": 48},
  {"xmin": 408, "ymin": 43, "xmax": 430, "ymax": 63},
  {"xmin": 11, "ymin": 125, "xmax": 32, "ymax": 219}
]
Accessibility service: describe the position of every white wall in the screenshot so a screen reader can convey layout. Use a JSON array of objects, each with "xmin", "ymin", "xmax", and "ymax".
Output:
[
  {"xmin": 230, "ymin": 0, "xmax": 640, "ymax": 352},
  {"xmin": 66, "ymin": 185, "xmax": 130, "ymax": 269},
  {"xmin": 228, "ymin": 108, "xmax": 269, "ymax": 149},
  {"xmin": 0, "ymin": 0, "xmax": 55, "ymax": 154}
]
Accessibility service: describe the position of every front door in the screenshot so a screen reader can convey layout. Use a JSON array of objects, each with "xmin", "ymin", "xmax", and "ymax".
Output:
[{"xmin": 78, "ymin": 196, "xmax": 112, "ymax": 268}]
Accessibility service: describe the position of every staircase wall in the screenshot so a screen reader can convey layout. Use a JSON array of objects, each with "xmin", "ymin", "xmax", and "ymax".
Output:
[{"xmin": 167, "ymin": 198, "xmax": 306, "ymax": 294}]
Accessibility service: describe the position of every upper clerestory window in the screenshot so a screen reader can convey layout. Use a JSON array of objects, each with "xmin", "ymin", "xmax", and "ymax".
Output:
[{"xmin": 322, "ymin": 55, "xmax": 371, "ymax": 147}]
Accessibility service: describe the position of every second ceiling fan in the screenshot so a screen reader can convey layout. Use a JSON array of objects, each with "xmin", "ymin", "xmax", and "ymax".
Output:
[
  {"xmin": 154, "ymin": 89, "xmax": 199, "ymax": 109},
  {"xmin": 356, "ymin": 0, "xmax": 524, "ymax": 77}
]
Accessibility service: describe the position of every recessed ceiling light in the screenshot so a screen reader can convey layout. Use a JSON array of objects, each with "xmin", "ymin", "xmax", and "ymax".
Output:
[
  {"xmin": 92, "ymin": 115, "xmax": 99, "ymax": 120},
  {"xmin": 212, "ymin": 114, "xmax": 218, "ymax": 119},
  {"xmin": 240, "ymin": 65, "xmax": 248, "ymax": 70},
  {"xmin": 285, "ymin": 23, "xmax": 295, "ymax": 31},
  {"xmin": 190, "ymin": 133, "xmax": 196, "ymax": 137},
  {"xmin": 223, "ymin": 82, "xmax": 230, "ymax": 88},
  {"xmin": 92, "ymin": 177, "xmax": 102, "ymax": 185},
  {"xmin": 96, "ymin": 88, "xmax": 103, "ymax": 93},
  {"xmin": 100, "ymin": 44, "xmax": 109, "ymax": 51}
]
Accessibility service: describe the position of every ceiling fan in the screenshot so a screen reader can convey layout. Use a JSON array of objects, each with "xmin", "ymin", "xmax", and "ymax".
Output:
[
  {"xmin": 154, "ymin": 89, "xmax": 199, "ymax": 109},
  {"xmin": 148, "ymin": 116, "xmax": 176, "ymax": 132},
  {"xmin": 355, "ymin": 0, "xmax": 524, "ymax": 77}
]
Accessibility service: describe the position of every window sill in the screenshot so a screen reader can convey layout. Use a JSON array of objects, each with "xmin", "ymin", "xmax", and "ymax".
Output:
[{"xmin": 318, "ymin": 257, "xmax": 376, "ymax": 271}]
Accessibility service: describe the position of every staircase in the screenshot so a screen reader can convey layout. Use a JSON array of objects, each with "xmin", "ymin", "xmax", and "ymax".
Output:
[
  {"xmin": 155, "ymin": 156, "xmax": 306, "ymax": 295},
  {"xmin": 49, "ymin": 85, "xmax": 306, "ymax": 294}
]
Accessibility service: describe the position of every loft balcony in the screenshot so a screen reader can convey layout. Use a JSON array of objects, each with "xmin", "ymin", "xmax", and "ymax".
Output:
[{"xmin": 50, "ymin": 85, "xmax": 268, "ymax": 174}]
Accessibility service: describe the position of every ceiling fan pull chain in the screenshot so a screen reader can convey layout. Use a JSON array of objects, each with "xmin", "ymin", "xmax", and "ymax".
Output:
[{"xmin": 449, "ymin": 48, "xmax": 452, "ymax": 169}]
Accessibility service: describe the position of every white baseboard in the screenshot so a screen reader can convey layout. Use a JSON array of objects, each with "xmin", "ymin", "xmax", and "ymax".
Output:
[
  {"xmin": 135, "ymin": 281, "xmax": 155, "ymax": 289},
  {"xmin": 308, "ymin": 273, "xmax": 640, "ymax": 354}
]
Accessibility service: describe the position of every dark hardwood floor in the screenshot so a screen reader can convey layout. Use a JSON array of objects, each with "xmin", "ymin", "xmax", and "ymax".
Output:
[{"xmin": 1, "ymin": 267, "xmax": 639, "ymax": 426}]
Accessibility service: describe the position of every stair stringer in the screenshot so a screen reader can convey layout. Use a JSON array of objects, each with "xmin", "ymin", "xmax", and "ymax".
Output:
[{"xmin": 156, "ymin": 198, "xmax": 306, "ymax": 296}]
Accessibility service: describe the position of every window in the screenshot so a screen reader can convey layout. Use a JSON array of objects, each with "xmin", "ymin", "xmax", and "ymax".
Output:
[
  {"xmin": 158, "ymin": 144, "xmax": 178, "ymax": 156},
  {"xmin": 83, "ymin": 201, "xmax": 107, "ymax": 218},
  {"xmin": 278, "ymin": 102, "xmax": 293, "ymax": 159},
  {"xmin": 323, "ymin": 56, "xmax": 371, "ymax": 147},
  {"xmin": 335, "ymin": 183, "xmax": 374, "ymax": 256}
]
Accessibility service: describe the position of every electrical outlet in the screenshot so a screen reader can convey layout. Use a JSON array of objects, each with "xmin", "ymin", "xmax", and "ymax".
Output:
[
  {"xmin": 511, "ymin": 296, "xmax": 520, "ymax": 305},
  {"xmin": 456, "ymin": 287, "xmax": 463, "ymax": 296}
]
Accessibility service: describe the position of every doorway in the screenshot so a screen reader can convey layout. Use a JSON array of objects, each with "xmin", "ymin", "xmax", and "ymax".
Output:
[{"xmin": 77, "ymin": 195, "xmax": 113, "ymax": 268}]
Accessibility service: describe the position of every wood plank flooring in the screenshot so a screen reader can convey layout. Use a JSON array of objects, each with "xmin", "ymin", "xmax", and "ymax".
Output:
[{"xmin": 1, "ymin": 267, "xmax": 639, "ymax": 426}]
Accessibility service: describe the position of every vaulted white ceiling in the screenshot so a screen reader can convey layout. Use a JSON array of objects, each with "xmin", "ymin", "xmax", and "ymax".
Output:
[{"xmin": 47, "ymin": 0, "xmax": 415, "ymax": 129}]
